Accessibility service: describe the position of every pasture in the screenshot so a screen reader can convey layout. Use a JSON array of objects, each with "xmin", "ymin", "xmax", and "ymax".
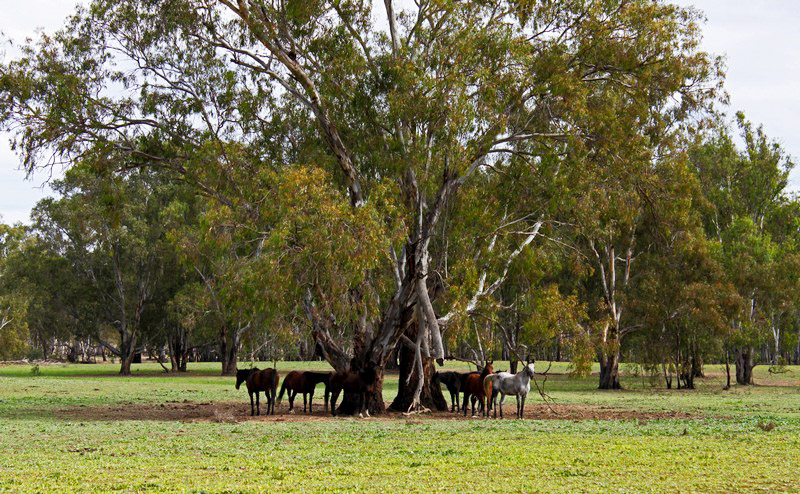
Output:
[{"xmin": 1, "ymin": 362, "xmax": 799, "ymax": 492}]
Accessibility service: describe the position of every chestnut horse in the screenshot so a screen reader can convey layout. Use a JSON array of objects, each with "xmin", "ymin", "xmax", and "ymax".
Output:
[
  {"xmin": 462, "ymin": 362, "xmax": 493, "ymax": 417},
  {"xmin": 235, "ymin": 367, "xmax": 279, "ymax": 416},
  {"xmin": 277, "ymin": 371, "xmax": 332, "ymax": 414},
  {"xmin": 329, "ymin": 362, "xmax": 378, "ymax": 418}
]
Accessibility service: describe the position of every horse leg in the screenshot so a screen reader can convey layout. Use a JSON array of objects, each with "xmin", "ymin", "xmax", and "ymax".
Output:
[
  {"xmin": 308, "ymin": 390, "xmax": 314, "ymax": 415},
  {"xmin": 500, "ymin": 393, "xmax": 507, "ymax": 419},
  {"xmin": 255, "ymin": 391, "xmax": 260, "ymax": 416},
  {"xmin": 303, "ymin": 393, "xmax": 308, "ymax": 413},
  {"xmin": 462, "ymin": 392, "xmax": 469, "ymax": 416},
  {"xmin": 249, "ymin": 391, "xmax": 255, "ymax": 416},
  {"xmin": 288, "ymin": 390, "xmax": 295, "ymax": 413},
  {"xmin": 520, "ymin": 393, "xmax": 527, "ymax": 419},
  {"xmin": 270, "ymin": 388, "xmax": 276, "ymax": 415},
  {"xmin": 357, "ymin": 392, "xmax": 364, "ymax": 418},
  {"xmin": 330, "ymin": 389, "xmax": 340, "ymax": 417},
  {"xmin": 363, "ymin": 392, "xmax": 370, "ymax": 418}
]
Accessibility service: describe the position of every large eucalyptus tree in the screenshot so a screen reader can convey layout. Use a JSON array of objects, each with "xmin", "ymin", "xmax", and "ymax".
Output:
[{"xmin": 1, "ymin": 0, "xmax": 718, "ymax": 407}]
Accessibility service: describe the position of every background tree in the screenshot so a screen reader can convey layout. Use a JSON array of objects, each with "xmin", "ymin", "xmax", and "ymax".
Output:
[{"xmin": 689, "ymin": 113, "xmax": 795, "ymax": 384}]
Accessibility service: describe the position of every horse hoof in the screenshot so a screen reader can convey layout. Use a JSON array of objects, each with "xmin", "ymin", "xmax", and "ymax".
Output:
[
  {"xmin": 358, "ymin": 413, "xmax": 364, "ymax": 418},
  {"xmin": 289, "ymin": 409, "xmax": 295, "ymax": 415}
]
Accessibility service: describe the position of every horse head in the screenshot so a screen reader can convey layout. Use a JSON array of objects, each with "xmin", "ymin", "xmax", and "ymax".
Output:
[
  {"xmin": 235, "ymin": 367, "xmax": 257, "ymax": 389},
  {"xmin": 525, "ymin": 361, "xmax": 535, "ymax": 378},
  {"xmin": 481, "ymin": 361, "xmax": 494, "ymax": 377}
]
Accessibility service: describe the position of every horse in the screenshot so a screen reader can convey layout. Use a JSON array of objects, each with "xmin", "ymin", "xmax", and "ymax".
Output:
[
  {"xmin": 329, "ymin": 361, "xmax": 377, "ymax": 418},
  {"xmin": 235, "ymin": 367, "xmax": 280, "ymax": 416},
  {"xmin": 461, "ymin": 362, "xmax": 493, "ymax": 417},
  {"xmin": 277, "ymin": 371, "xmax": 332, "ymax": 414},
  {"xmin": 484, "ymin": 360, "xmax": 535, "ymax": 419},
  {"xmin": 434, "ymin": 371, "xmax": 478, "ymax": 413}
]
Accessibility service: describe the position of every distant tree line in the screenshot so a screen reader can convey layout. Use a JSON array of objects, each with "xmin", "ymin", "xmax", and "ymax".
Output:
[{"xmin": 1, "ymin": 1, "xmax": 798, "ymax": 411}]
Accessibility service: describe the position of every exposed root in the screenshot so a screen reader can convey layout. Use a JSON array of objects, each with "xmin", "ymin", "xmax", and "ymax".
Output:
[{"xmin": 402, "ymin": 406, "xmax": 431, "ymax": 417}]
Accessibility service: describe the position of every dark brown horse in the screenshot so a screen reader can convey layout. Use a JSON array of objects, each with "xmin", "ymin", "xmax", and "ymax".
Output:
[
  {"xmin": 277, "ymin": 371, "xmax": 332, "ymax": 414},
  {"xmin": 329, "ymin": 362, "xmax": 377, "ymax": 417},
  {"xmin": 235, "ymin": 367, "xmax": 279, "ymax": 416},
  {"xmin": 462, "ymin": 362, "xmax": 493, "ymax": 417}
]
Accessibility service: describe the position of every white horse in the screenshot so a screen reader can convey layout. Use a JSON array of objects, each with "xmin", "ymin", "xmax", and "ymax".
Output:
[{"xmin": 483, "ymin": 361, "xmax": 535, "ymax": 419}]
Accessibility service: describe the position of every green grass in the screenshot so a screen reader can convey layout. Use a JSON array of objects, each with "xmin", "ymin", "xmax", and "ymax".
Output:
[{"xmin": 1, "ymin": 361, "xmax": 799, "ymax": 492}]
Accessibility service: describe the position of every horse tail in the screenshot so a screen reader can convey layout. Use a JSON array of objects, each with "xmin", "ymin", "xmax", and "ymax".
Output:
[{"xmin": 277, "ymin": 376, "xmax": 288, "ymax": 404}]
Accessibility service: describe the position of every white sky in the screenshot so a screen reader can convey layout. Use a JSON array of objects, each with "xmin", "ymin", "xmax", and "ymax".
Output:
[{"xmin": 1, "ymin": 1, "xmax": 799, "ymax": 224}]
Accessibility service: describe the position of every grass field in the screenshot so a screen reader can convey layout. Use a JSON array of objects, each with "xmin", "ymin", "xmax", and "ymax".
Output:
[{"xmin": 1, "ymin": 361, "xmax": 799, "ymax": 492}]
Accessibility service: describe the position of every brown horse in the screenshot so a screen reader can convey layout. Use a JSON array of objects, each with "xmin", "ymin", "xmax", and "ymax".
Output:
[
  {"xmin": 235, "ymin": 367, "xmax": 279, "ymax": 416},
  {"xmin": 277, "ymin": 371, "xmax": 332, "ymax": 414},
  {"xmin": 329, "ymin": 362, "xmax": 377, "ymax": 417},
  {"xmin": 462, "ymin": 362, "xmax": 493, "ymax": 417}
]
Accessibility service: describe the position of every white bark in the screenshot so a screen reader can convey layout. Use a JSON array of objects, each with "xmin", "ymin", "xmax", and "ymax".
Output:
[{"xmin": 438, "ymin": 221, "xmax": 543, "ymax": 326}]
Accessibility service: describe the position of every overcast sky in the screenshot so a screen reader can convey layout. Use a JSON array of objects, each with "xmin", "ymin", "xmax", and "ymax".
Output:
[{"xmin": 2, "ymin": 1, "xmax": 799, "ymax": 224}]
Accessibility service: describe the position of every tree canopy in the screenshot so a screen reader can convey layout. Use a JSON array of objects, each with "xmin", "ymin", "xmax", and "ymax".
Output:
[{"xmin": 1, "ymin": 0, "xmax": 797, "ymax": 406}]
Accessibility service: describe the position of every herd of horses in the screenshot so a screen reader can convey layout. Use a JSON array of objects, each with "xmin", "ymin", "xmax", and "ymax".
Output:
[
  {"xmin": 235, "ymin": 360, "xmax": 377, "ymax": 418},
  {"xmin": 234, "ymin": 359, "xmax": 535, "ymax": 419}
]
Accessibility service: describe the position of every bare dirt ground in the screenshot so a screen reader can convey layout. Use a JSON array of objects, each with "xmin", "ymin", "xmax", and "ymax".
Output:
[{"xmin": 57, "ymin": 400, "xmax": 705, "ymax": 423}]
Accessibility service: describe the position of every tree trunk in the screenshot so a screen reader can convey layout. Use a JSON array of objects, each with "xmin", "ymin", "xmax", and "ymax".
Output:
[
  {"xmin": 219, "ymin": 324, "xmax": 241, "ymax": 376},
  {"xmin": 598, "ymin": 349, "xmax": 621, "ymax": 390},
  {"xmin": 389, "ymin": 342, "xmax": 447, "ymax": 412},
  {"xmin": 221, "ymin": 329, "xmax": 239, "ymax": 376},
  {"xmin": 722, "ymin": 343, "xmax": 731, "ymax": 389},
  {"xmin": 119, "ymin": 328, "xmax": 137, "ymax": 375},
  {"xmin": 735, "ymin": 348, "xmax": 755, "ymax": 385},
  {"xmin": 335, "ymin": 365, "xmax": 387, "ymax": 415}
]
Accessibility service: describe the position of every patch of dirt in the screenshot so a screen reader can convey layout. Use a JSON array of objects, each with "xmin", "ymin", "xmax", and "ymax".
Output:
[{"xmin": 57, "ymin": 401, "xmax": 706, "ymax": 423}]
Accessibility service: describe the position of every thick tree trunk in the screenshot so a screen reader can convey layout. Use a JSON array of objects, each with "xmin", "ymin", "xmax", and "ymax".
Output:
[
  {"xmin": 735, "ymin": 348, "xmax": 755, "ymax": 385},
  {"xmin": 335, "ymin": 366, "xmax": 386, "ymax": 415},
  {"xmin": 168, "ymin": 333, "xmax": 179, "ymax": 372},
  {"xmin": 389, "ymin": 342, "xmax": 447, "ymax": 412},
  {"xmin": 219, "ymin": 324, "xmax": 241, "ymax": 375},
  {"xmin": 221, "ymin": 330, "xmax": 239, "ymax": 376},
  {"xmin": 598, "ymin": 349, "xmax": 621, "ymax": 390},
  {"xmin": 119, "ymin": 328, "xmax": 137, "ymax": 376}
]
